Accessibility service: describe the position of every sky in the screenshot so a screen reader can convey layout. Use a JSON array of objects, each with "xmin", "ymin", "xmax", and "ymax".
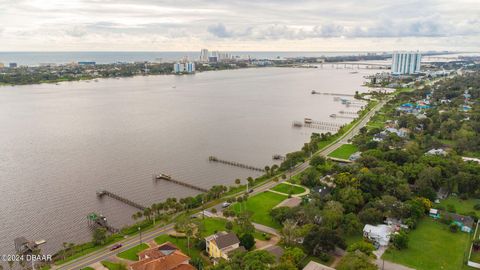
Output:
[{"xmin": 0, "ymin": 0, "xmax": 479, "ymax": 52}]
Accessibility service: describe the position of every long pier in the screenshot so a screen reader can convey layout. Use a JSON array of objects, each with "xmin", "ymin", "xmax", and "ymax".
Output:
[
  {"xmin": 154, "ymin": 174, "xmax": 208, "ymax": 193},
  {"xmin": 329, "ymin": 114, "xmax": 356, "ymax": 120},
  {"xmin": 96, "ymin": 189, "xmax": 146, "ymax": 210},
  {"xmin": 209, "ymin": 156, "xmax": 265, "ymax": 172},
  {"xmin": 292, "ymin": 121, "xmax": 340, "ymax": 132},
  {"xmin": 311, "ymin": 90, "xmax": 355, "ymax": 97},
  {"xmin": 308, "ymin": 120, "xmax": 344, "ymax": 127},
  {"xmin": 339, "ymin": 110, "xmax": 358, "ymax": 115}
]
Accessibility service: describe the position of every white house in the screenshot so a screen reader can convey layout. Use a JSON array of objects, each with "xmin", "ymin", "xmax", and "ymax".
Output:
[
  {"xmin": 426, "ymin": 148, "xmax": 447, "ymax": 156},
  {"xmin": 363, "ymin": 224, "xmax": 392, "ymax": 246}
]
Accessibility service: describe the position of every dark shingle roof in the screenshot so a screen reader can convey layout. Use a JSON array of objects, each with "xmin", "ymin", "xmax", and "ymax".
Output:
[{"xmin": 214, "ymin": 232, "xmax": 240, "ymax": 249}]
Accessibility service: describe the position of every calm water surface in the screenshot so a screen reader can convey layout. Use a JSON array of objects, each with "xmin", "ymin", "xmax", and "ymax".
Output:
[{"xmin": 0, "ymin": 66, "xmax": 377, "ymax": 258}]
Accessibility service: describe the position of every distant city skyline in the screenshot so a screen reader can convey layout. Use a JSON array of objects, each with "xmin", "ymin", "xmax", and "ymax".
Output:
[{"xmin": 0, "ymin": 0, "xmax": 479, "ymax": 51}]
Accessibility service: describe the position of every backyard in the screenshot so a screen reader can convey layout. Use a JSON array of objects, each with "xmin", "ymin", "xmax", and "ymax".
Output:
[
  {"xmin": 116, "ymin": 243, "xmax": 149, "ymax": 261},
  {"xmin": 436, "ymin": 197, "xmax": 480, "ymax": 216},
  {"xmin": 382, "ymin": 218, "xmax": 471, "ymax": 270},
  {"xmin": 231, "ymin": 191, "xmax": 287, "ymax": 229},
  {"xmin": 270, "ymin": 183, "xmax": 306, "ymax": 195},
  {"xmin": 327, "ymin": 144, "xmax": 359, "ymax": 160}
]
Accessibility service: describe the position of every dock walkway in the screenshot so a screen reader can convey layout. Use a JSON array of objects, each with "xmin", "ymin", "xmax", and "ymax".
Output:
[
  {"xmin": 209, "ymin": 156, "xmax": 265, "ymax": 172},
  {"xmin": 96, "ymin": 190, "xmax": 146, "ymax": 210}
]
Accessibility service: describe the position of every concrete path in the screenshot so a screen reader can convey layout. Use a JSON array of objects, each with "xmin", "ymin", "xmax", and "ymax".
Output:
[
  {"xmin": 253, "ymin": 222, "xmax": 280, "ymax": 237},
  {"xmin": 283, "ymin": 182, "xmax": 310, "ymax": 197}
]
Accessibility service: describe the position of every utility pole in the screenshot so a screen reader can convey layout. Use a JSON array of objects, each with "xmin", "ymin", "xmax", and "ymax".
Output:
[{"xmin": 138, "ymin": 227, "xmax": 142, "ymax": 244}]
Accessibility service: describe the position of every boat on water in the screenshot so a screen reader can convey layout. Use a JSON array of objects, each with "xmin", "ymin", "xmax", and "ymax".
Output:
[
  {"xmin": 330, "ymin": 114, "xmax": 337, "ymax": 118},
  {"xmin": 304, "ymin": 118, "xmax": 313, "ymax": 124},
  {"xmin": 155, "ymin": 173, "xmax": 172, "ymax": 180},
  {"xmin": 350, "ymin": 71, "xmax": 359, "ymax": 74}
]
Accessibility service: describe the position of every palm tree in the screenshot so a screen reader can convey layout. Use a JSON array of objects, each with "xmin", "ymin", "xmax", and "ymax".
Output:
[
  {"xmin": 264, "ymin": 166, "xmax": 270, "ymax": 176},
  {"xmin": 281, "ymin": 219, "xmax": 299, "ymax": 246},
  {"xmin": 235, "ymin": 178, "xmax": 241, "ymax": 185},
  {"xmin": 62, "ymin": 242, "xmax": 68, "ymax": 260},
  {"xmin": 132, "ymin": 213, "xmax": 138, "ymax": 221}
]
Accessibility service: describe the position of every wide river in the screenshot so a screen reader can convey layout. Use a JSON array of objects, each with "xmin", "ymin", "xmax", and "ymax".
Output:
[{"xmin": 0, "ymin": 66, "xmax": 377, "ymax": 257}]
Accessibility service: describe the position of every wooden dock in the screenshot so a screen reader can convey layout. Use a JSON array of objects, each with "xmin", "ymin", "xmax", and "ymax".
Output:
[
  {"xmin": 208, "ymin": 156, "xmax": 265, "ymax": 172},
  {"xmin": 339, "ymin": 110, "xmax": 358, "ymax": 115},
  {"xmin": 292, "ymin": 121, "xmax": 340, "ymax": 132},
  {"xmin": 311, "ymin": 90, "xmax": 355, "ymax": 97},
  {"xmin": 87, "ymin": 212, "xmax": 118, "ymax": 233},
  {"xmin": 329, "ymin": 114, "xmax": 356, "ymax": 120},
  {"xmin": 154, "ymin": 174, "xmax": 208, "ymax": 193},
  {"xmin": 96, "ymin": 189, "xmax": 146, "ymax": 210}
]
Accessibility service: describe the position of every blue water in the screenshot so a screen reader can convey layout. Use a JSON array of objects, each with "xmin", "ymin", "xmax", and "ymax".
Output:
[{"xmin": 0, "ymin": 51, "xmax": 379, "ymax": 66}]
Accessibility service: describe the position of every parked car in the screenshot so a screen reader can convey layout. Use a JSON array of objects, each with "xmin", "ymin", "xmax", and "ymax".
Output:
[
  {"xmin": 222, "ymin": 202, "xmax": 231, "ymax": 208},
  {"xmin": 110, "ymin": 244, "xmax": 123, "ymax": 251},
  {"xmin": 248, "ymin": 189, "xmax": 254, "ymax": 193}
]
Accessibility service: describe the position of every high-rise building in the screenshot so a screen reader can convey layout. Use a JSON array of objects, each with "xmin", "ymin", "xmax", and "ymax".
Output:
[
  {"xmin": 173, "ymin": 62, "xmax": 195, "ymax": 74},
  {"xmin": 200, "ymin": 49, "xmax": 209, "ymax": 62},
  {"xmin": 9, "ymin": 63, "xmax": 18, "ymax": 68},
  {"xmin": 391, "ymin": 51, "xmax": 421, "ymax": 75}
]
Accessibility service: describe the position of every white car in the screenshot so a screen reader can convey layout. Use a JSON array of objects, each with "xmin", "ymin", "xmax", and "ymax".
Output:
[{"xmin": 222, "ymin": 202, "xmax": 231, "ymax": 208}]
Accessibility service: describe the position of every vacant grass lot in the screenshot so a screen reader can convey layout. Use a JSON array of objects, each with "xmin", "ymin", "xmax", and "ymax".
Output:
[
  {"xmin": 327, "ymin": 144, "xmax": 359, "ymax": 160},
  {"xmin": 437, "ymin": 197, "xmax": 480, "ymax": 216},
  {"xmin": 101, "ymin": 261, "xmax": 125, "ymax": 270},
  {"xmin": 231, "ymin": 191, "xmax": 287, "ymax": 229},
  {"xmin": 382, "ymin": 218, "xmax": 471, "ymax": 270},
  {"xmin": 116, "ymin": 243, "xmax": 149, "ymax": 261},
  {"xmin": 270, "ymin": 183, "xmax": 306, "ymax": 195}
]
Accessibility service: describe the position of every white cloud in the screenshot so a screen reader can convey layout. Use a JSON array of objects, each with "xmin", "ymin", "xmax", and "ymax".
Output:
[{"xmin": 0, "ymin": 0, "xmax": 479, "ymax": 51}]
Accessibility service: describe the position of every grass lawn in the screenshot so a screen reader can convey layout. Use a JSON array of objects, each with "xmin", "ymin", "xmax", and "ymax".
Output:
[
  {"xmin": 116, "ymin": 243, "xmax": 149, "ymax": 261},
  {"xmin": 101, "ymin": 261, "xmax": 125, "ymax": 270},
  {"xmin": 382, "ymin": 218, "xmax": 471, "ymax": 270},
  {"xmin": 231, "ymin": 191, "xmax": 287, "ymax": 229},
  {"xmin": 327, "ymin": 144, "xmax": 359, "ymax": 160},
  {"xmin": 270, "ymin": 183, "xmax": 306, "ymax": 195},
  {"xmin": 437, "ymin": 197, "xmax": 480, "ymax": 216},
  {"xmin": 198, "ymin": 217, "xmax": 270, "ymax": 240},
  {"xmin": 345, "ymin": 233, "xmax": 364, "ymax": 247},
  {"xmin": 80, "ymin": 268, "xmax": 94, "ymax": 270}
]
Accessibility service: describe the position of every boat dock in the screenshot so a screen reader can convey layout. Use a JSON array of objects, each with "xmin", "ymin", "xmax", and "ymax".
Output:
[
  {"xmin": 311, "ymin": 90, "xmax": 355, "ymax": 97},
  {"xmin": 339, "ymin": 110, "xmax": 358, "ymax": 115},
  {"xmin": 329, "ymin": 114, "xmax": 356, "ymax": 120},
  {"xmin": 96, "ymin": 189, "xmax": 146, "ymax": 210},
  {"xmin": 154, "ymin": 173, "xmax": 208, "ymax": 193},
  {"xmin": 87, "ymin": 212, "xmax": 118, "ymax": 233},
  {"xmin": 209, "ymin": 156, "xmax": 265, "ymax": 172}
]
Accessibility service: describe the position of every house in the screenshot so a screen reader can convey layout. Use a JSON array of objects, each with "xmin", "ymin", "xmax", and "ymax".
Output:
[
  {"xmin": 205, "ymin": 231, "xmax": 244, "ymax": 260},
  {"xmin": 363, "ymin": 224, "xmax": 392, "ymax": 246},
  {"xmin": 429, "ymin": 208, "xmax": 440, "ymax": 219},
  {"xmin": 385, "ymin": 127, "xmax": 409, "ymax": 138},
  {"xmin": 302, "ymin": 261, "xmax": 335, "ymax": 270},
  {"xmin": 443, "ymin": 212, "xmax": 474, "ymax": 233},
  {"xmin": 129, "ymin": 242, "xmax": 195, "ymax": 270},
  {"xmin": 426, "ymin": 148, "xmax": 447, "ymax": 156}
]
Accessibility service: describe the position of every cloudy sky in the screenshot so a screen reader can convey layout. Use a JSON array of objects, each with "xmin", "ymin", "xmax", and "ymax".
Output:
[{"xmin": 0, "ymin": 0, "xmax": 479, "ymax": 51}]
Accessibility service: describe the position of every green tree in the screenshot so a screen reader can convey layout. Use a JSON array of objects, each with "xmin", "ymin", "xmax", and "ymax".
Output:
[
  {"xmin": 303, "ymin": 226, "xmax": 344, "ymax": 255},
  {"xmin": 92, "ymin": 227, "xmax": 107, "ymax": 246},
  {"xmin": 337, "ymin": 251, "xmax": 377, "ymax": 270},
  {"xmin": 392, "ymin": 231, "xmax": 409, "ymax": 249},
  {"xmin": 240, "ymin": 233, "xmax": 255, "ymax": 250},
  {"xmin": 280, "ymin": 247, "xmax": 305, "ymax": 267},
  {"xmin": 281, "ymin": 219, "xmax": 299, "ymax": 246},
  {"xmin": 347, "ymin": 241, "xmax": 375, "ymax": 256},
  {"xmin": 322, "ymin": 201, "xmax": 344, "ymax": 229}
]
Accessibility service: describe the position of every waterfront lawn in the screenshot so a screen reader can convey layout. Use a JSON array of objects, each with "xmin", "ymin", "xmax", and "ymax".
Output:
[
  {"xmin": 116, "ymin": 243, "xmax": 149, "ymax": 261},
  {"xmin": 382, "ymin": 218, "xmax": 471, "ymax": 270},
  {"xmin": 437, "ymin": 197, "xmax": 480, "ymax": 216},
  {"xmin": 327, "ymin": 144, "xmax": 358, "ymax": 160},
  {"xmin": 231, "ymin": 191, "xmax": 287, "ymax": 229},
  {"xmin": 270, "ymin": 183, "xmax": 306, "ymax": 195},
  {"xmin": 101, "ymin": 261, "xmax": 125, "ymax": 270}
]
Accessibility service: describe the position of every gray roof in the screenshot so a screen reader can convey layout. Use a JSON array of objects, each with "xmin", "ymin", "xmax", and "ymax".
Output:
[
  {"xmin": 443, "ymin": 212, "xmax": 474, "ymax": 228},
  {"xmin": 303, "ymin": 261, "xmax": 335, "ymax": 270},
  {"xmin": 210, "ymin": 232, "xmax": 240, "ymax": 249}
]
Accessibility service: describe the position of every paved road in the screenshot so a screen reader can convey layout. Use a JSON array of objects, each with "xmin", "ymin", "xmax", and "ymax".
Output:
[{"xmin": 55, "ymin": 98, "xmax": 388, "ymax": 270}]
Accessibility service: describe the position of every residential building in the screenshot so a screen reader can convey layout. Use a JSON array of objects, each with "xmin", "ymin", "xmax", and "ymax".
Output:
[
  {"xmin": 173, "ymin": 62, "xmax": 195, "ymax": 74},
  {"xmin": 443, "ymin": 212, "xmax": 474, "ymax": 233},
  {"xmin": 205, "ymin": 231, "xmax": 243, "ymax": 260},
  {"xmin": 363, "ymin": 224, "xmax": 392, "ymax": 246},
  {"xmin": 129, "ymin": 242, "xmax": 195, "ymax": 270},
  {"xmin": 391, "ymin": 51, "xmax": 421, "ymax": 75},
  {"xmin": 302, "ymin": 261, "xmax": 335, "ymax": 270},
  {"xmin": 425, "ymin": 148, "xmax": 447, "ymax": 156}
]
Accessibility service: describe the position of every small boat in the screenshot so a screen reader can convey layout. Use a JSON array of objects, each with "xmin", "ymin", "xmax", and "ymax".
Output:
[
  {"xmin": 304, "ymin": 118, "xmax": 313, "ymax": 124},
  {"xmin": 155, "ymin": 173, "xmax": 172, "ymax": 180},
  {"xmin": 330, "ymin": 114, "xmax": 337, "ymax": 118}
]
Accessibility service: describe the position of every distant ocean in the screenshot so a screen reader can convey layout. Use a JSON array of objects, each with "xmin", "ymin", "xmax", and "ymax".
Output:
[{"xmin": 0, "ymin": 51, "xmax": 380, "ymax": 66}]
